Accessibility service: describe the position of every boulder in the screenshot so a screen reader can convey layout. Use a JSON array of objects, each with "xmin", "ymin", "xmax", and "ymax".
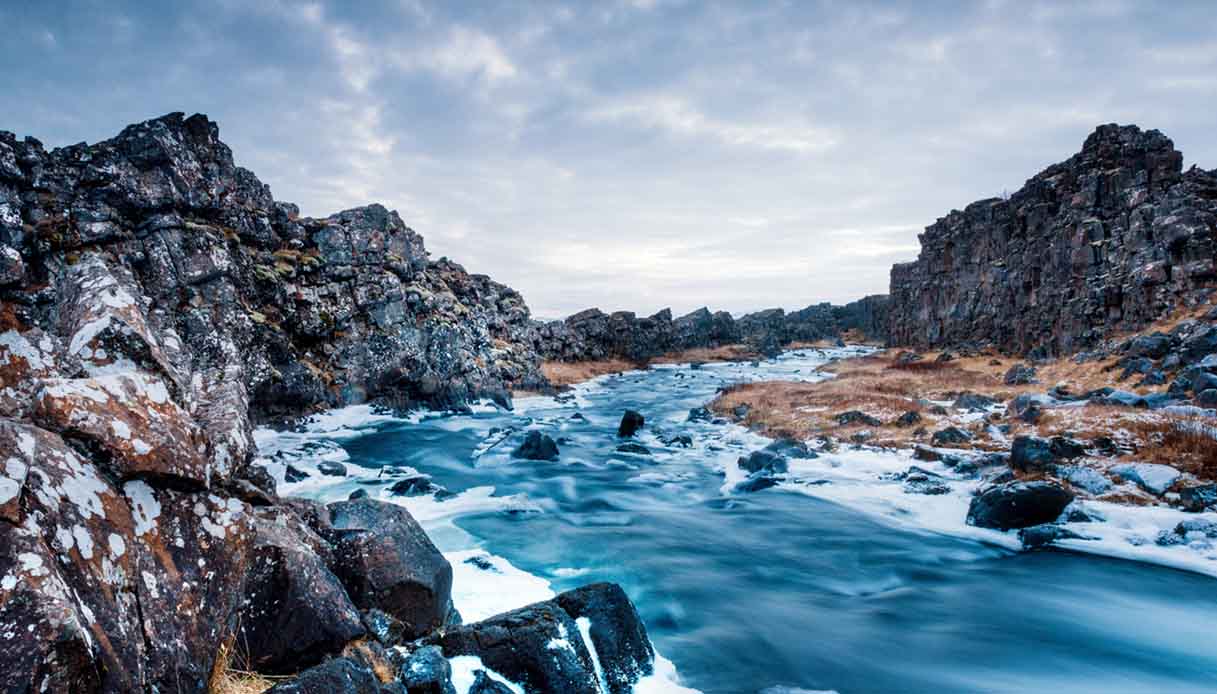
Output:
[
  {"xmin": 953, "ymin": 393, "xmax": 997, "ymax": 411},
  {"xmin": 428, "ymin": 600, "xmax": 600, "ymax": 694},
  {"xmin": 399, "ymin": 646, "xmax": 456, "ymax": 694},
  {"xmin": 615, "ymin": 442, "xmax": 651, "ymax": 456},
  {"xmin": 468, "ymin": 671, "xmax": 516, "ymax": 694},
  {"xmin": 835, "ymin": 410, "xmax": 882, "ymax": 426},
  {"xmin": 236, "ymin": 510, "xmax": 366, "ymax": 674},
  {"xmin": 1010, "ymin": 436, "xmax": 1056, "ymax": 473},
  {"xmin": 895, "ymin": 411, "xmax": 922, "ymax": 427},
  {"xmin": 265, "ymin": 657, "xmax": 405, "ymax": 693},
  {"xmin": 763, "ymin": 438, "xmax": 817, "ymax": 458},
  {"xmin": 1057, "ymin": 465, "xmax": 1113, "ymax": 495},
  {"xmin": 555, "ymin": 583, "xmax": 655, "ymax": 694},
  {"xmin": 319, "ymin": 500, "xmax": 454, "ymax": 640},
  {"xmin": 966, "ymin": 481, "xmax": 1075, "ymax": 530},
  {"xmin": 1179, "ymin": 484, "xmax": 1217, "ymax": 512},
  {"xmin": 618, "ymin": 410, "xmax": 645, "ymax": 437},
  {"xmin": 931, "ymin": 426, "xmax": 972, "ymax": 446},
  {"xmin": 512, "ymin": 431, "xmax": 560, "ymax": 461},
  {"xmin": 1110, "ymin": 463, "xmax": 1181, "ymax": 495},
  {"xmin": 319, "ymin": 461, "xmax": 350, "ymax": 476},
  {"xmin": 737, "ymin": 450, "xmax": 788, "ymax": 475},
  {"xmin": 1003, "ymin": 364, "xmax": 1037, "ymax": 385}
]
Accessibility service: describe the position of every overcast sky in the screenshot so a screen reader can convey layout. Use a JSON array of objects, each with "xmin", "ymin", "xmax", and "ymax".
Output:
[{"xmin": 3, "ymin": 1, "xmax": 1215, "ymax": 319}]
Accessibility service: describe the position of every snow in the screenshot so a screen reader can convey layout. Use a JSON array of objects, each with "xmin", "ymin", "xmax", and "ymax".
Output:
[{"xmin": 449, "ymin": 656, "xmax": 525, "ymax": 694}]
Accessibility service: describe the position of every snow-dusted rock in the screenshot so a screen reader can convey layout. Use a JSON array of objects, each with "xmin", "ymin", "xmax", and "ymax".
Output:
[{"xmin": 1111, "ymin": 463, "xmax": 1182, "ymax": 495}]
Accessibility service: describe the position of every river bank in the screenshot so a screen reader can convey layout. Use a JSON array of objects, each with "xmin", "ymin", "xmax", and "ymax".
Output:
[{"xmin": 254, "ymin": 346, "xmax": 1217, "ymax": 693}]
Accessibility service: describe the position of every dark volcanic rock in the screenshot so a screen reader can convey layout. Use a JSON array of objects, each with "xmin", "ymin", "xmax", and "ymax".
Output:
[
  {"xmin": 1180, "ymin": 484, "xmax": 1217, "ymax": 512},
  {"xmin": 763, "ymin": 437, "xmax": 818, "ymax": 459},
  {"xmin": 265, "ymin": 657, "xmax": 404, "ymax": 693},
  {"xmin": 931, "ymin": 426, "xmax": 973, "ymax": 446},
  {"xmin": 618, "ymin": 410, "xmax": 646, "ymax": 437},
  {"xmin": 1004, "ymin": 364, "xmax": 1038, "ymax": 385},
  {"xmin": 738, "ymin": 450, "xmax": 789, "ymax": 475},
  {"xmin": 895, "ymin": 410, "xmax": 923, "ymax": 427},
  {"xmin": 398, "ymin": 646, "xmax": 456, "ymax": 694},
  {"xmin": 835, "ymin": 410, "xmax": 883, "ymax": 426},
  {"xmin": 1010, "ymin": 435, "xmax": 1057, "ymax": 473},
  {"xmin": 615, "ymin": 442, "xmax": 652, "ymax": 455},
  {"xmin": 967, "ymin": 481, "xmax": 1075, "ymax": 530},
  {"xmin": 889, "ymin": 124, "xmax": 1217, "ymax": 356},
  {"xmin": 320, "ymin": 500, "xmax": 454, "ymax": 640},
  {"xmin": 555, "ymin": 583, "xmax": 655, "ymax": 694},
  {"xmin": 512, "ymin": 430, "xmax": 560, "ymax": 461},
  {"xmin": 237, "ymin": 511, "xmax": 366, "ymax": 674},
  {"xmin": 428, "ymin": 601, "xmax": 600, "ymax": 694}
]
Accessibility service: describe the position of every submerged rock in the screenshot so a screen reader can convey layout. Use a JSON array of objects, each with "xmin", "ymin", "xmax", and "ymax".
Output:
[
  {"xmin": 615, "ymin": 442, "xmax": 652, "ymax": 456},
  {"xmin": 618, "ymin": 410, "xmax": 646, "ymax": 437},
  {"xmin": 512, "ymin": 431, "xmax": 560, "ymax": 461}
]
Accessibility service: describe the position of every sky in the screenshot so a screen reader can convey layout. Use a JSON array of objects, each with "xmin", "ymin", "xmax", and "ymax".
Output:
[{"xmin": 2, "ymin": 1, "xmax": 1216, "ymax": 319}]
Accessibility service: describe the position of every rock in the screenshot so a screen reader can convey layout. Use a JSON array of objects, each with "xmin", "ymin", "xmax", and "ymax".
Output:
[
  {"xmin": 33, "ymin": 373, "xmax": 210, "ymax": 486},
  {"xmin": 1004, "ymin": 364, "xmax": 1038, "ymax": 385},
  {"xmin": 319, "ymin": 461, "xmax": 350, "ymax": 476},
  {"xmin": 895, "ymin": 411, "xmax": 923, "ymax": 427},
  {"xmin": 904, "ymin": 478, "xmax": 951, "ymax": 495},
  {"xmin": 399, "ymin": 646, "xmax": 456, "ymax": 694},
  {"xmin": 237, "ymin": 511, "xmax": 366, "ymax": 674},
  {"xmin": 732, "ymin": 404, "xmax": 751, "ymax": 419},
  {"xmin": 1010, "ymin": 436, "xmax": 1057, "ymax": 473},
  {"xmin": 763, "ymin": 438, "xmax": 817, "ymax": 459},
  {"xmin": 388, "ymin": 476, "xmax": 441, "ymax": 497},
  {"xmin": 1058, "ymin": 465, "xmax": 1113, "ymax": 495},
  {"xmin": 734, "ymin": 474, "xmax": 781, "ymax": 493},
  {"xmin": 1197, "ymin": 388, "xmax": 1217, "ymax": 406},
  {"xmin": 835, "ymin": 410, "xmax": 882, "ymax": 426},
  {"xmin": 686, "ymin": 407, "xmax": 712, "ymax": 422},
  {"xmin": 617, "ymin": 410, "xmax": 645, "ymax": 437},
  {"xmin": 512, "ymin": 431, "xmax": 560, "ymax": 461},
  {"xmin": 319, "ymin": 500, "xmax": 454, "ymax": 640},
  {"xmin": 468, "ymin": 671, "xmax": 516, "ymax": 694},
  {"xmin": 1156, "ymin": 518, "xmax": 1217, "ymax": 546},
  {"xmin": 286, "ymin": 464, "xmax": 311, "ymax": 482},
  {"xmin": 363, "ymin": 608, "xmax": 407, "ymax": 647},
  {"xmin": 615, "ymin": 442, "xmax": 652, "ymax": 456},
  {"xmin": 555, "ymin": 583, "xmax": 655, "ymax": 694},
  {"xmin": 660, "ymin": 433, "xmax": 693, "ymax": 448},
  {"xmin": 966, "ymin": 481, "xmax": 1075, "ymax": 530},
  {"xmin": 953, "ymin": 392, "xmax": 997, "ymax": 411},
  {"xmin": 931, "ymin": 426, "xmax": 972, "ymax": 446},
  {"xmin": 1111, "ymin": 463, "xmax": 1182, "ymax": 495},
  {"xmin": 1018, "ymin": 524, "xmax": 1090, "ymax": 549},
  {"xmin": 894, "ymin": 350, "xmax": 923, "ymax": 365},
  {"xmin": 265, "ymin": 657, "xmax": 404, "ymax": 693},
  {"xmin": 738, "ymin": 450, "xmax": 789, "ymax": 475},
  {"xmin": 427, "ymin": 600, "xmax": 600, "ymax": 694},
  {"xmin": 1179, "ymin": 484, "xmax": 1217, "ymax": 512},
  {"xmin": 1049, "ymin": 436, "xmax": 1087, "ymax": 460}
]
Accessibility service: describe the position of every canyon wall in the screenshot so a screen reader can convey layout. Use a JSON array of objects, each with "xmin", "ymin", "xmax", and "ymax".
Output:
[
  {"xmin": 888, "ymin": 124, "xmax": 1217, "ymax": 355},
  {"xmin": 534, "ymin": 296, "xmax": 889, "ymax": 364},
  {"xmin": 0, "ymin": 112, "xmax": 549, "ymax": 691}
]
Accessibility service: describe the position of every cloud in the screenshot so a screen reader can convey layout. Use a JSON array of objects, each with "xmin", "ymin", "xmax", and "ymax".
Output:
[
  {"xmin": 2, "ymin": 0, "xmax": 1215, "ymax": 319},
  {"xmin": 586, "ymin": 95, "xmax": 838, "ymax": 153}
]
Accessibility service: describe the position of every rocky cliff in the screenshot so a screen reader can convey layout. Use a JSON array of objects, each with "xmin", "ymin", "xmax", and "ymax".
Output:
[
  {"xmin": 535, "ymin": 296, "xmax": 889, "ymax": 364},
  {"xmin": 0, "ymin": 113, "xmax": 640, "ymax": 693},
  {"xmin": 888, "ymin": 124, "xmax": 1217, "ymax": 355}
]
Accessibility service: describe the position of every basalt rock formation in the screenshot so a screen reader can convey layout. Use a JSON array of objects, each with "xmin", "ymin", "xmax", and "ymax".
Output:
[
  {"xmin": 0, "ymin": 112, "xmax": 591, "ymax": 693},
  {"xmin": 889, "ymin": 124, "xmax": 1217, "ymax": 356},
  {"xmin": 535, "ymin": 296, "xmax": 889, "ymax": 364}
]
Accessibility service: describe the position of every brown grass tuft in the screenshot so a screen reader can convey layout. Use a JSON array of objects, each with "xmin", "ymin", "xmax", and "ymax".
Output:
[
  {"xmin": 539, "ymin": 358, "xmax": 640, "ymax": 388},
  {"xmin": 208, "ymin": 643, "xmax": 278, "ymax": 694}
]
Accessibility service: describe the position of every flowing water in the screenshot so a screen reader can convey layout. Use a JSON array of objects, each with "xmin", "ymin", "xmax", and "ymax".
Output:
[{"xmin": 261, "ymin": 348, "xmax": 1217, "ymax": 694}]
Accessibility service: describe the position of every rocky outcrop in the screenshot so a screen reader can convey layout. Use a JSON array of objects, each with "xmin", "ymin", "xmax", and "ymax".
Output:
[
  {"xmin": 889, "ymin": 124, "xmax": 1217, "ymax": 355},
  {"xmin": 0, "ymin": 112, "xmax": 569, "ymax": 692},
  {"xmin": 535, "ymin": 296, "xmax": 889, "ymax": 364}
]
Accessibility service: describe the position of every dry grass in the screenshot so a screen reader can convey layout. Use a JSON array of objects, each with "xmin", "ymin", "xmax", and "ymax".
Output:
[
  {"xmin": 540, "ymin": 358, "xmax": 639, "ymax": 387},
  {"xmin": 208, "ymin": 643, "xmax": 277, "ymax": 694},
  {"xmin": 651, "ymin": 343, "xmax": 758, "ymax": 365},
  {"xmin": 1118, "ymin": 415, "xmax": 1217, "ymax": 477}
]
